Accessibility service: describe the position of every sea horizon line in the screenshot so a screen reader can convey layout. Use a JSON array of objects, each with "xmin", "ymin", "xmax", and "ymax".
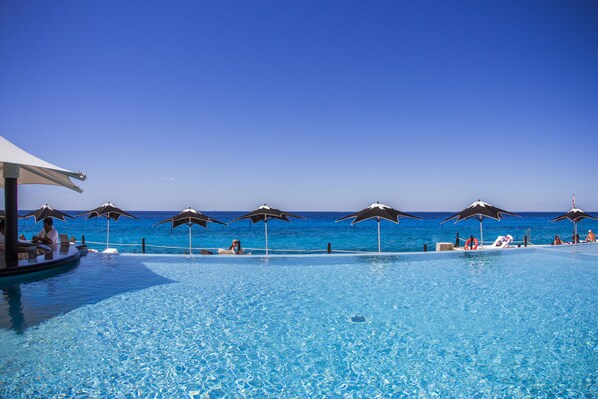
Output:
[{"xmin": 15, "ymin": 209, "xmax": 598, "ymax": 214}]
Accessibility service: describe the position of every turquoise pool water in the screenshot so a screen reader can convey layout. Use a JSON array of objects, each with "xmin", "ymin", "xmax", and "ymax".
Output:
[{"xmin": 1, "ymin": 246, "xmax": 597, "ymax": 397}]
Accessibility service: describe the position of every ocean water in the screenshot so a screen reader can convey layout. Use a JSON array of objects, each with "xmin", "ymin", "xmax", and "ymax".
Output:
[
  {"xmin": 16, "ymin": 211, "xmax": 598, "ymax": 255},
  {"xmin": 1, "ymin": 247, "xmax": 597, "ymax": 397}
]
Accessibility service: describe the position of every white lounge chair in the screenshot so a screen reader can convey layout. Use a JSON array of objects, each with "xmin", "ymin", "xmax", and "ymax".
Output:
[{"xmin": 491, "ymin": 235, "xmax": 513, "ymax": 248}]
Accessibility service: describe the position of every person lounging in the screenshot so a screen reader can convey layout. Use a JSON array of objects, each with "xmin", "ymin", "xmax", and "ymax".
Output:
[
  {"xmin": 218, "ymin": 239, "xmax": 250, "ymax": 255},
  {"xmin": 218, "ymin": 239, "xmax": 239, "ymax": 255},
  {"xmin": 235, "ymin": 240, "xmax": 248, "ymax": 255}
]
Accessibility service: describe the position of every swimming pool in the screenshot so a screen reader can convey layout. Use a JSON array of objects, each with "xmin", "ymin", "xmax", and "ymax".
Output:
[{"xmin": 1, "ymin": 247, "xmax": 597, "ymax": 397}]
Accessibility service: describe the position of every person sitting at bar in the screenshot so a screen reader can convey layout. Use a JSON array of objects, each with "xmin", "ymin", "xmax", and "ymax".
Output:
[
  {"xmin": 553, "ymin": 235, "xmax": 563, "ymax": 245},
  {"xmin": 1, "ymin": 221, "xmax": 43, "ymax": 259},
  {"xmin": 32, "ymin": 217, "xmax": 59, "ymax": 245},
  {"xmin": 586, "ymin": 230, "xmax": 596, "ymax": 243}
]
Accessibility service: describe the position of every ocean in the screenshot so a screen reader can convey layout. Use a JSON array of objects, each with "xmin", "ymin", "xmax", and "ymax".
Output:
[{"xmin": 16, "ymin": 211, "xmax": 598, "ymax": 255}]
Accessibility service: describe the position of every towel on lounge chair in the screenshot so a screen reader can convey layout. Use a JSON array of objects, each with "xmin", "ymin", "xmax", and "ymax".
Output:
[{"xmin": 492, "ymin": 235, "xmax": 513, "ymax": 248}]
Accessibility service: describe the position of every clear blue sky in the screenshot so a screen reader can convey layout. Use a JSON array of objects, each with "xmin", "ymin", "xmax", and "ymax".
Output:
[{"xmin": 1, "ymin": 1, "xmax": 597, "ymax": 211}]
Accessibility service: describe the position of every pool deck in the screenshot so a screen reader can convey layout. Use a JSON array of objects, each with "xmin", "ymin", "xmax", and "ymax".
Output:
[{"xmin": 0, "ymin": 243, "xmax": 83, "ymax": 277}]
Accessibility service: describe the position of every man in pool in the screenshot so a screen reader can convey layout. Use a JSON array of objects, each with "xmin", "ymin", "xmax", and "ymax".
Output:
[{"xmin": 586, "ymin": 230, "xmax": 596, "ymax": 243}]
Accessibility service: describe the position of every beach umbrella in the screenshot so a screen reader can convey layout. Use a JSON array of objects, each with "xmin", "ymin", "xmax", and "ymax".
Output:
[
  {"xmin": 0, "ymin": 137, "xmax": 86, "ymax": 192},
  {"xmin": 154, "ymin": 207, "xmax": 226, "ymax": 254},
  {"xmin": 441, "ymin": 199, "xmax": 519, "ymax": 248},
  {"xmin": 21, "ymin": 204, "xmax": 74, "ymax": 223},
  {"xmin": 550, "ymin": 196, "xmax": 597, "ymax": 243},
  {"xmin": 81, "ymin": 202, "xmax": 138, "ymax": 250},
  {"xmin": 336, "ymin": 201, "xmax": 421, "ymax": 252},
  {"xmin": 0, "ymin": 136, "xmax": 85, "ymax": 263},
  {"xmin": 230, "ymin": 204, "xmax": 306, "ymax": 255}
]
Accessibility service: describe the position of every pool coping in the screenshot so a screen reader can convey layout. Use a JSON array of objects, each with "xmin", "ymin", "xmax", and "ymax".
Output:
[
  {"xmin": 0, "ymin": 244, "xmax": 82, "ymax": 277},
  {"xmin": 116, "ymin": 243, "xmax": 598, "ymax": 260}
]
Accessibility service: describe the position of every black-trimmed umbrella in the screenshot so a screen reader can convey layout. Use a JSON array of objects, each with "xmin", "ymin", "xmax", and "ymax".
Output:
[
  {"xmin": 230, "ymin": 204, "xmax": 306, "ymax": 255},
  {"xmin": 550, "ymin": 197, "xmax": 597, "ymax": 243},
  {"xmin": 336, "ymin": 201, "xmax": 421, "ymax": 252},
  {"xmin": 441, "ymin": 199, "xmax": 519, "ymax": 247},
  {"xmin": 154, "ymin": 207, "xmax": 225, "ymax": 254},
  {"xmin": 81, "ymin": 202, "xmax": 138, "ymax": 250},
  {"xmin": 21, "ymin": 204, "xmax": 74, "ymax": 223}
]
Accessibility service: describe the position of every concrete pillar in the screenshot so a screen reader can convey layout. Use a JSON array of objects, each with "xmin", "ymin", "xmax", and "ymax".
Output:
[{"xmin": 3, "ymin": 163, "xmax": 20, "ymax": 266}]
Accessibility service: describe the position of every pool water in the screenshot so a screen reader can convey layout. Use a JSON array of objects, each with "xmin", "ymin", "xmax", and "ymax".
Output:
[{"xmin": 1, "ymin": 247, "xmax": 597, "ymax": 397}]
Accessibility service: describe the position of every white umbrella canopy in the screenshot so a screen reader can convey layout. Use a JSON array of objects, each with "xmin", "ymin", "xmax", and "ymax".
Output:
[
  {"xmin": 0, "ymin": 136, "xmax": 85, "ymax": 192},
  {"xmin": 0, "ymin": 136, "xmax": 86, "ymax": 264}
]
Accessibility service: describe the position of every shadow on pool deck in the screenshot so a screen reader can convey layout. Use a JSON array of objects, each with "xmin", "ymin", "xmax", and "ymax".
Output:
[{"xmin": 0, "ymin": 254, "xmax": 173, "ymax": 333}]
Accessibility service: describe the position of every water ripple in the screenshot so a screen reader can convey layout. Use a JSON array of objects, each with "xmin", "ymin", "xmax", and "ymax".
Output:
[{"xmin": 0, "ymin": 253, "xmax": 597, "ymax": 397}]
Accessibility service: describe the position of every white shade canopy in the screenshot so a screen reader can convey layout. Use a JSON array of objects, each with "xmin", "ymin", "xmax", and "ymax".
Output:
[{"xmin": 0, "ymin": 136, "xmax": 86, "ymax": 192}]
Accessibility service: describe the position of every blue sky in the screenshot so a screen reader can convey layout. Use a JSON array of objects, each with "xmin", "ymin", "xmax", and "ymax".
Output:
[{"xmin": 1, "ymin": 1, "xmax": 597, "ymax": 211}]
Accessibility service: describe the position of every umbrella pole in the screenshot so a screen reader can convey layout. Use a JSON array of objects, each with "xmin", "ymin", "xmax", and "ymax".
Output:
[
  {"xmin": 265, "ymin": 219, "xmax": 269, "ymax": 256},
  {"xmin": 479, "ymin": 218, "xmax": 484, "ymax": 248},
  {"xmin": 189, "ymin": 224, "xmax": 192, "ymax": 254},
  {"xmin": 106, "ymin": 217, "xmax": 110, "ymax": 250},
  {"xmin": 377, "ymin": 218, "xmax": 381, "ymax": 253}
]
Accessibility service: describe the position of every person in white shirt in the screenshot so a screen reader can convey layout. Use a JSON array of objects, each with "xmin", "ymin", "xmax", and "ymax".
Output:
[{"xmin": 32, "ymin": 217, "xmax": 59, "ymax": 245}]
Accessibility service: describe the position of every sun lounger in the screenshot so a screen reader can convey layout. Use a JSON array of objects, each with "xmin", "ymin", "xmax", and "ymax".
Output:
[{"xmin": 491, "ymin": 235, "xmax": 513, "ymax": 248}]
